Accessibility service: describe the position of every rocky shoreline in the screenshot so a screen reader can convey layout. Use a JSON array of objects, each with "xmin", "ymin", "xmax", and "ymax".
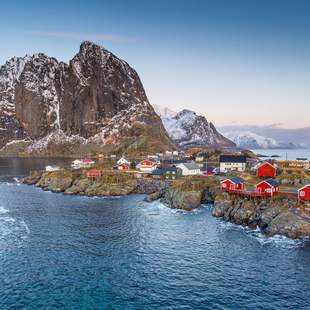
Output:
[
  {"xmin": 23, "ymin": 170, "xmax": 310, "ymax": 239},
  {"xmin": 212, "ymin": 192, "xmax": 310, "ymax": 239}
]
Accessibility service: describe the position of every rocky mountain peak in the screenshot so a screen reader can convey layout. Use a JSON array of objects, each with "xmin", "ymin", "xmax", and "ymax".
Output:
[
  {"xmin": 156, "ymin": 107, "xmax": 235, "ymax": 150},
  {"xmin": 0, "ymin": 42, "xmax": 174, "ymax": 156}
]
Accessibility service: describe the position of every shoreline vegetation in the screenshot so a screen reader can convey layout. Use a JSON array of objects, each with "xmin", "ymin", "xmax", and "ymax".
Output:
[{"xmin": 22, "ymin": 167, "xmax": 310, "ymax": 239}]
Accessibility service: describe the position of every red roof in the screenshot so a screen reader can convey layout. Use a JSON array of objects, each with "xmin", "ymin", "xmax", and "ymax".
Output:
[{"xmin": 86, "ymin": 170, "xmax": 102, "ymax": 177}]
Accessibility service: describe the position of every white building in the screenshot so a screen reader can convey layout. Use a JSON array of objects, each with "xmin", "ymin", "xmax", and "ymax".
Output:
[
  {"xmin": 219, "ymin": 155, "xmax": 247, "ymax": 173},
  {"xmin": 117, "ymin": 157, "xmax": 130, "ymax": 166},
  {"xmin": 177, "ymin": 163, "xmax": 201, "ymax": 176}
]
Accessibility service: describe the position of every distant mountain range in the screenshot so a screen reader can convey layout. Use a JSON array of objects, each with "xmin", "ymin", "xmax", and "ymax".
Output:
[{"xmin": 219, "ymin": 125, "xmax": 310, "ymax": 149}]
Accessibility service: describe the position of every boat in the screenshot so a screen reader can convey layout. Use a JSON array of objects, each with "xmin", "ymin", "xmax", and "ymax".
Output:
[
  {"xmin": 71, "ymin": 159, "xmax": 95, "ymax": 169},
  {"xmin": 45, "ymin": 165, "xmax": 61, "ymax": 172}
]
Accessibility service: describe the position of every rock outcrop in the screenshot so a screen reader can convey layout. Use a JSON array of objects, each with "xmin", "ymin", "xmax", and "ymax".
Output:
[
  {"xmin": 212, "ymin": 192, "xmax": 310, "ymax": 239},
  {"xmin": 0, "ymin": 42, "xmax": 174, "ymax": 156}
]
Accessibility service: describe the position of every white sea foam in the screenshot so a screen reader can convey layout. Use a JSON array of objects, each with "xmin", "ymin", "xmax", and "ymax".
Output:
[
  {"xmin": 0, "ymin": 206, "xmax": 9, "ymax": 214},
  {"xmin": 217, "ymin": 219, "xmax": 305, "ymax": 247}
]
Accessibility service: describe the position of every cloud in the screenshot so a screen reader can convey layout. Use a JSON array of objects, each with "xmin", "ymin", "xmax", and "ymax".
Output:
[{"xmin": 26, "ymin": 31, "xmax": 135, "ymax": 43}]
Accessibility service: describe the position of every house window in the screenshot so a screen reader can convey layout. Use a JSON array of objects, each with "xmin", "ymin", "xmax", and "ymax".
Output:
[
  {"xmin": 300, "ymin": 191, "xmax": 305, "ymax": 197},
  {"xmin": 222, "ymin": 183, "xmax": 226, "ymax": 188}
]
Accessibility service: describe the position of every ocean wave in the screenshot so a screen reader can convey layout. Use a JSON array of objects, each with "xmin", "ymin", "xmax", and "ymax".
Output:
[
  {"xmin": 0, "ymin": 206, "xmax": 9, "ymax": 214},
  {"xmin": 218, "ymin": 220, "xmax": 307, "ymax": 247}
]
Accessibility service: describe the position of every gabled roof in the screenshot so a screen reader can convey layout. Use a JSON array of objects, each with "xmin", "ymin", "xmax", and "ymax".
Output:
[
  {"xmin": 257, "ymin": 161, "xmax": 276, "ymax": 169},
  {"xmin": 221, "ymin": 177, "xmax": 245, "ymax": 184},
  {"xmin": 230, "ymin": 177, "xmax": 246, "ymax": 184},
  {"xmin": 165, "ymin": 166, "xmax": 178, "ymax": 172},
  {"xmin": 298, "ymin": 184, "xmax": 310, "ymax": 192},
  {"xmin": 257, "ymin": 178, "xmax": 279, "ymax": 187},
  {"xmin": 179, "ymin": 163, "xmax": 200, "ymax": 170},
  {"xmin": 219, "ymin": 155, "xmax": 247, "ymax": 163}
]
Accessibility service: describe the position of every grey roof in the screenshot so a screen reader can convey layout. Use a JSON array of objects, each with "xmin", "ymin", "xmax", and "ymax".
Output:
[
  {"xmin": 220, "ymin": 155, "xmax": 247, "ymax": 163},
  {"xmin": 264, "ymin": 178, "xmax": 279, "ymax": 187},
  {"xmin": 180, "ymin": 163, "xmax": 200, "ymax": 170},
  {"xmin": 230, "ymin": 177, "xmax": 245, "ymax": 184},
  {"xmin": 151, "ymin": 169, "xmax": 164, "ymax": 176}
]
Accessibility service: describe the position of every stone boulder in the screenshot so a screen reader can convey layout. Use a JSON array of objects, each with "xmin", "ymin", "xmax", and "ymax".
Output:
[
  {"xmin": 162, "ymin": 189, "xmax": 203, "ymax": 211},
  {"xmin": 266, "ymin": 211, "xmax": 310, "ymax": 239}
]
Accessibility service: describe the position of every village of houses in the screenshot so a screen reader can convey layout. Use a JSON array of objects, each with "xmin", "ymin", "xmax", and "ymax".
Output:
[{"xmin": 45, "ymin": 150, "xmax": 310, "ymax": 203}]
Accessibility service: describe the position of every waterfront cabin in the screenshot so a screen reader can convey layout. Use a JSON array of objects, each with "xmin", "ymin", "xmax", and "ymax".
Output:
[
  {"xmin": 117, "ymin": 163, "xmax": 130, "ymax": 170},
  {"xmin": 117, "ymin": 157, "xmax": 130, "ymax": 166},
  {"xmin": 219, "ymin": 155, "xmax": 247, "ymax": 173},
  {"xmin": 298, "ymin": 184, "xmax": 310, "ymax": 201},
  {"xmin": 86, "ymin": 170, "xmax": 103, "ymax": 178},
  {"xmin": 221, "ymin": 177, "xmax": 246, "ymax": 191},
  {"xmin": 176, "ymin": 163, "xmax": 201, "ymax": 176},
  {"xmin": 137, "ymin": 159, "xmax": 159, "ymax": 172},
  {"xmin": 255, "ymin": 179, "xmax": 279, "ymax": 196},
  {"xmin": 71, "ymin": 159, "xmax": 95, "ymax": 169},
  {"xmin": 257, "ymin": 162, "xmax": 276, "ymax": 178},
  {"xmin": 151, "ymin": 168, "xmax": 164, "ymax": 179},
  {"xmin": 164, "ymin": 167, "xmax": 181, "ymax": 179}
]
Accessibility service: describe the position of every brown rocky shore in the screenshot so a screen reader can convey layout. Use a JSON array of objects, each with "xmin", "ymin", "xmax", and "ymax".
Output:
[{"xmin": 23, "ymin": 170, "xmax": 310, "ymax": 239}]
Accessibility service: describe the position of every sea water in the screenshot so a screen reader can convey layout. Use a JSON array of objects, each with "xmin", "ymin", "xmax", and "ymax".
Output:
[{"xmin": 0, "ymin": 158, "xmax": 310, "ymax": 309}]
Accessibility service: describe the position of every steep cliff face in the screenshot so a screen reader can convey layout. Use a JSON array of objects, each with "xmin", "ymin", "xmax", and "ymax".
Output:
[
  {"xmin": 159, "ymin": 109, "xmax": 235, "ymax": 149},
  {"xmin": 0, "ymin": 42, "xmax": 174, "ymax": 155}
]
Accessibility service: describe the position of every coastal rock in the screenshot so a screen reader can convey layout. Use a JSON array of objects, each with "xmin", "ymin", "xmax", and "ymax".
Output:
[
  {"xmin": 134, "ymin": 179, "xmax": 169, "ymax": 195},
  {"xmin": 266, "ymin": 211, "xmax": 310, "ymax": 239},
  {"xmin": 22, "ymin": 170, "xmax": 43, "ymax": 185},
  {"xmin": 36, "ymin": 172, "xmax": 73, "ymax": 192},
  {"xmin": 84, "ymin": 180, "xmax": 137, "ymax": 196},
  {"xmin": 212, "ymin": 194, "xmax": 233, "ymax": 217},
  {"xmin": 144, "ymin": 191, "xmax": 163, "ymax": 202},
  {"xmin": 64, "ymin": 178, "xmax": 92, "ymax": 195},
  {"xmin": 162, "ymin": 189, "xmax": 203, "ymax": 211}
]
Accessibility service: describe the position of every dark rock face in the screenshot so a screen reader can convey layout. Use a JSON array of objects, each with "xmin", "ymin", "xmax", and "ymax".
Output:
[
  {"xmin": 212, "ymin": 193, "xmax": 310, "ymax": 239},
  {"xmin": 0, "ymin": 42, "xmax": 174, "ymax": 155}
]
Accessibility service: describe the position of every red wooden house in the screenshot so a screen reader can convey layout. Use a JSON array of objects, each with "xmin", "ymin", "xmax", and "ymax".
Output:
[
  {"xmin": 255, "ymin": 179, "xmax": 279, "ymax": 196},
  {"xmin": 117, "ymin": 163, "xmax": 130, "ymax": 170},
  {"xmin": 221, "ymin": 177, "xmax": 246, "ymax": 191},
  {"xmin": 257, "ymin": 162, "xmax": 277, "ymax": 178},
  {"xmin": 137, "ymin": 159, "xmax": 160, "ymax": 172},
  {"xmin": 86, "ymin": 169, "xmax": 103, "ymax": 178},
  {"xmin": 298, "ymin": 184, "xmax": 310, "ymax": 201}
]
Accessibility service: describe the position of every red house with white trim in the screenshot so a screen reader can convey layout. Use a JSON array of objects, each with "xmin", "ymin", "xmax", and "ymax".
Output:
[
  {"xmin": 255, "ymin": 179, "xmax": 279, "ymax": 196},
  {"xmin": 137, "ymin": 159, "xmax": 160, "ymax": 172},
  {"xmin": 257, "ymin": 162, "xmax": 277, "ymax": 178},
  {"xmin": 221, "ymin": 177, "xmax": 246, "ymax": 191},
  {"xmin": 298, "ymin": 184, "xmax": 310, "ymax": 201},
  {"xmin": 117, "ymin": 163, "xmax": 130, "ymax": 170}
]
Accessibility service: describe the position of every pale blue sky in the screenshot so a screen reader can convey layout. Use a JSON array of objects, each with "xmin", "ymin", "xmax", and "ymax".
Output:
[{"xmin": 0, "ymin": 0, "xmax": 309, "ymax": 128}]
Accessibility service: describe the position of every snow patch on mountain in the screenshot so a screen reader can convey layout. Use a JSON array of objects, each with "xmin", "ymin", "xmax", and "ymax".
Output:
[
  {"xmin": 222, "ymin": 131, "xmax": 280, "ymax": 149},
  {"xmin": 158, "ymin": 108, "xmax": 235, "ymax": 149},
  {"xmin": 153, "ymin": 104, "xmax": 177, "ymax": 118}
]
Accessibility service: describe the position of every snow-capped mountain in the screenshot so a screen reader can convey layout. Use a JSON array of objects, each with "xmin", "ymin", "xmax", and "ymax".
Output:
[
  {"xmin": 222, "ymin": 130, "xmax": 299, "ymax": 149},
  {"xmin": 158, "ymin": 108, "xmax": 235, "ymax": 149},
  {"xmin": 0, "ymin": 42, "xmax": 174, "ymax": 155},
  {"xmin": 153, "ymin": 104, "xmax": 177, "ymax": 118}
]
